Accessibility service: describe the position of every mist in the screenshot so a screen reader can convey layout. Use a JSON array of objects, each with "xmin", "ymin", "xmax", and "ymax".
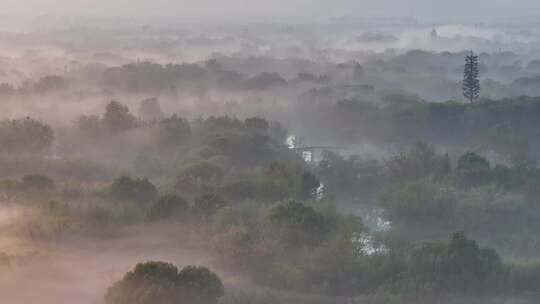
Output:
[
  {"xmin": 2, "ymin": 0, "xmax": 540, "ymax": 22},
  {"xmin": 1, "ymin": 1, "xmax": 540, "ymax": 304}
]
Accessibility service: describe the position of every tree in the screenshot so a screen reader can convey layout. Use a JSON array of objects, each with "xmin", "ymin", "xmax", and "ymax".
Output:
[
  {"xmin": 454, "ymin": 152, "xmax": 492, "ymax": 188},
  {"xmin": 157, "ymin": 115, "xmax": 191, "ymax": 146},
  {"xmin": 176, "ymin": 266, "xmax": 225, "ymax": 303},
  {"xmin": 442, "ymin": 231, "xmax": 503, "ymax": 290},
  {"xmin": 105, "ymin": 262, "xmax": 224, "ymax": 304},
  {"xmin": 269, "ymin": 200, "xmax": 330, "ymax": 246},
  {"xmin": 463, "ymin": 51, "xmax": 480, "ymax": 103},
  {"xmin": 110, "ymin": 176, "xmax": 158, "ymax": 204},
  {"xmin": 103, "ymin": 100, "xmax": 136, "ymax": 131},
  {"xmin": 0, "ymin": 117, "xmax": 54, "ymax": 154},
  {"xmin": 269, "ymin": 200, "xmax": 329, "ymax": 235},
  {"xmin": 457, "ymin": 152, "xmax": 490, "ymax": 171},
  {"xmin": 407, "ymin": 232, "xmax": 503, "ymax": 291}
]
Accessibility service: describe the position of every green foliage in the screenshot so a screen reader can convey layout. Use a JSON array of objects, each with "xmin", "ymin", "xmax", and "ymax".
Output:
[
  {"xmin": 443, "ymin": 232, "xmax": 503, "ymax": 286},
  {"xmin": 33, "ymin": 75, "xmax": 67, "ymax": 92},
  {"xmin": 193, "ymin": 194, "xmax": 229, "ymax": 219},
  {"xmin": 457, "ymin": 152, "xmax": 490, "ymax": 171},
  {"xmin": 299, "ymin": 171, "xmax": 320, "ymax": 200},
  {"xmin": 197, "ymin": 116, "xmax": 244, "ymax": 134},
  {"xmin": 0, "ymin": 174, "xmax": 57, "ymax": 198},
  {"xmin": 206, "ymin": 132, "xmax": 271, "ymax": 167},
  {"xmin": 105, "ymin": 262, "xmax": 224, "ymax": 304},
  {"xmin": 269, "ymin": 201, "xmax": 331, "ymax": 246},
  {"xmin": 157, "ymin": 114, "xmax": 191, "ymax": 146},
  {"xmin": 103, "ymin": 100, "xmax": 136, "ymax": 132},
  {"xmin": 454, "ymin": 152, "xmax": 492, "ymax": 188},
  {"xmin": 134, "ymin": 154, "xmax": 164, "ymax": 177},
  {"xmin": 405, "ymin": 232, "xmax": 503, "ymax": 292},
  {"xmin": 0, "ymin": 117, "xmax": 54, "ymax": 154},
  {"xmin": 385, "ymin": 141, "xmax": 451, "ymax": 181},
  {"xmin": 244, "ymin": 117, "xmax": 269, "ymax": 133},
  {"xmin": 380, "ymin": 179, "xmax": 456, "ymax": 223},
  {"xmin": 328, "ymin": 96, "xmax": 540, "ymax": 163},
  {"xmin": 75, "ymin": 115, "xmax": 102, "ymax": 137},
  {"xmin": 222, "ymin": 178, "xmax": 289, "ymax": 204},
  {"xmin": 103, "ymin": 61, "xmax": 206, "ymax": 93},
  {"xmin": 470, "ymin": 124, "xmax": 531, "ymax": 166},
  {"xmin": 179, "ymin": 161, "xmax": 224, "ymax": 183},
  {"xmin": 267, "ymin": 162, "xmax": 290, "ymax": 179},
  {"xmin": 245, "ymin": 72, "xmax": 287, "ymax": 89},
  {"xmin": 294, "ymin": 169, "xmax": 321, "ymax": 200},
  {"xmin": 20, "ymin": 174, "xmax": 56, "ymax": 193},
  {"xmin": 318, "ymin": 151, "xmax": 384, "ymax": 199},
  {"xmin": 221, "ymin": 167, "xmax": 290, "ymax": 204},
  {"xmin": 177, "ymin": 266, "xmax": 225, "ymax": 302},
  {"xmin": 110, "ymin": 176, "xmax": 158, "ymax": 204},
  {"xmin": 270, "ymin": 201, "xmax": 328, "ymax": 233},
  {"xmin": 268, "ymin": 121, "xmax": 288, "ymax": 143},
  {"xmin": 408, "ymin": 241, "xmax": 448, "ymax": 281}
]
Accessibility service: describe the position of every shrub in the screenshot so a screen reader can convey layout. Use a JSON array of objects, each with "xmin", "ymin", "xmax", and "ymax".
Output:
[
  {"xmin": 20, "ymin": 174, "xmax": 56, "ymax": 193},
  {"xmin": 110, "ymin": 176, "xmax": 158, "ymax": 204}
]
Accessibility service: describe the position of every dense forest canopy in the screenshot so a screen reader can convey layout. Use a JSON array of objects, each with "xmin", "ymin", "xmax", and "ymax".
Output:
[{"xmin": 2, "ymin": 7, "xmax": 540, "ymax": 304}]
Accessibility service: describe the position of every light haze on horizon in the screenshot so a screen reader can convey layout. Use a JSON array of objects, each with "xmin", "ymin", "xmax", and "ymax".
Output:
[{"xmin": 1, "ymin": 0, "xmax": 539, "ymax": 22}]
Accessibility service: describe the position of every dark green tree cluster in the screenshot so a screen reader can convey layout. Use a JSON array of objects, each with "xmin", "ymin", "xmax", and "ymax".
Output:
[
  {"xmin": 406, "ymin": 232, "xmax": 503, "ymax": 292},
  {"xmin": 0, "ymin": 117, "xmax": 54, "ymax": 154},
  {"xmin": 147, "ymin": 194, "xmax": 190, "ymax": 221},
  {"xmin": 105, "ymin": 262, "xmax": 224, "ymax": 304},
  {"xmin": 110, "ymin": 176, "xmax": 158, "ymax": 204}
]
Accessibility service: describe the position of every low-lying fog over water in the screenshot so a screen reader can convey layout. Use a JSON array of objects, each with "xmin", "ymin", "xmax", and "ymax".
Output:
[{"xmin": 2, "ymin": 1, "xmax": 540, "ymax": 304}]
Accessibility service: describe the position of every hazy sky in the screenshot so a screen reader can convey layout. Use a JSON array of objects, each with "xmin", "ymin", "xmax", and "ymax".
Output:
[{"xmin": 1, "ymin": 0, "xmax": 539, "ymax": 21}]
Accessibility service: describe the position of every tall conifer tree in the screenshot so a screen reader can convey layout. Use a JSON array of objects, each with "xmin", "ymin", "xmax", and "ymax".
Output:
[{"xmin": 463, "ymin": 51, "xmax": 480, "ymax": 102}]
